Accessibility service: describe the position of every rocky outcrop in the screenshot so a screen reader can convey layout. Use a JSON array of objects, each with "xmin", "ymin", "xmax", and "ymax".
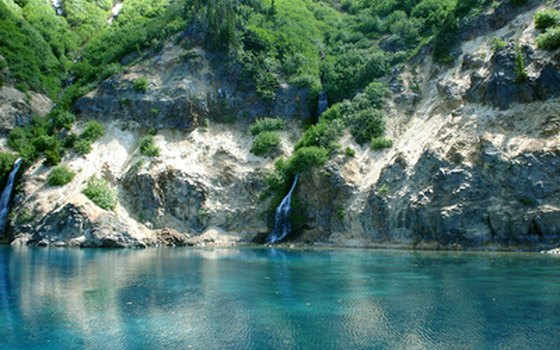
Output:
[
  {"xmin": 121, "ymin": 162, "xmax": 270, "ymax": 236},
  {"xmin": 75, "ymin": 46, "xmax": 311, "ymax": 129},
  {"xmin": 25, "ymin": 197, "xmax": 148, "ymax": 248},
  {"xmin": 0, "ymin": 86, "xmax": 52, "ymax": 132},
  {"xmin": 466, "ymin": 43, "xmax": 560, "ymax": 109}
]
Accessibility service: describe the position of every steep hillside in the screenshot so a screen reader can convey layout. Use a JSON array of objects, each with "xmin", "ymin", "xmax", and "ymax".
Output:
[{"xmin": 1, "ymin": 0, "xmax": 559, "ymax": 251}]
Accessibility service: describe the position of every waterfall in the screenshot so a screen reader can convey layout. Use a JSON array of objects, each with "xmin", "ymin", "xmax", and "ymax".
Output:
[
  {"xmin": 318, "ymin": 91, "xmax": 328, "ymax": 117},
  {"xmin": 52, "ymin": 0, "xmax": 63, "ymax": 15},
  {"xmin": 108, "ymin": 1, "xmax": 124, "ymax": 24},
  {"xmin": 0, "ymin": 158, "xmax": 22, "ymax": 236},
  {"xmin": 266, "ymin": 174, "xmax": 299, "ymax": 244}
]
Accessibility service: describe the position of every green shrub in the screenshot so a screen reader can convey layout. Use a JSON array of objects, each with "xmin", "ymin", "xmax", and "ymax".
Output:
[
  {"xmin": 53, "ymin": 111, "xmax": 76, "ymax": 130},
  {"xmin": 132, "ymin": 77, "xmax": 149, "ymax": 92},
  {"xmin": 47, "ymin": 166, "xmax": 75, "ymax": 186},
  {"xmin": 0, "ymin": 152, "xmax": 18, "ymax": 179},
  {"xmin": 537, "ymin": 27, "xmax": 560, "ymax": 50},
  {"xmin": 534, "ymin": 9, "xmax": 560, "ymax": 30},
  {"xmin": 82, "ymin": 176, "xmax": 117, "ymax": 211},
  {"xmin": 370, "ymin": 137, "xmax": 394, "ymax": 150},
  {"xmin": 44, "ymin": 148, "xmax": 63, "ymax": 166},
  {"xmin": 74, "ymin": 140, "xmax": 92, "ymax": 155},
  {"xmin": 286, "ymin": 146, "xmax": 329, "ymax": 174},
  {"xmin": 251, "ymin": 131, "xmax": 281, "ymax": 156},
  {"xmin": 345, "ymin": 147, "xmax": 356, "ymax": 157},
  {"xmin": 139, "ymin": 135, "xmax": 160, "ymax": 157},
  {"xmin": 295, "ymin": 119, "xmax": 343, "ymax": 151},
  {"xmin": 350, "ymin": 109, "xmax": 386, "ymax": 145},
  {"xmin": 81, "ymin": 121, "xmax": 105, "ymax": 141},
  {"xmin": 249, "ymin": 117, "xmax": 285, "ymax": 136}
]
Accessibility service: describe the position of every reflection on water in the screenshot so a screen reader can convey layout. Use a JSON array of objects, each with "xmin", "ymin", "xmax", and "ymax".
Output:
[{"xmin": 0, "ymin": 247, "xmax": 559, "ymax": 349}]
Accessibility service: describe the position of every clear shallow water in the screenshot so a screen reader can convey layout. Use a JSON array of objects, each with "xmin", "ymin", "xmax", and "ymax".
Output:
[{"xmin": 1, "ymin": 247, "xmax": 559, "ymax": 350}]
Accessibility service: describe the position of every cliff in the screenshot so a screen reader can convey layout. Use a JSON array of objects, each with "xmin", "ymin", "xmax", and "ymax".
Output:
[{"xmin": 1, "ymin": 0, "xmax": 559, "ymax": 251}]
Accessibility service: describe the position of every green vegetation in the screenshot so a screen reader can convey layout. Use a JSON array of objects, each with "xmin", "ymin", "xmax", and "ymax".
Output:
[
  {"xmin": 344, "ymin": 147, "xmax": 356, "ymax": 157},
  {"xmin": 74, "ymin": 140, "xmax": 92, "ymax": 156},
  {"xmin": 132, "ymin": 77, "xmax": 149, "ymax": 92},
  {"xmin": 0, "ymin": 152, "xmax": 18, "ymax": 179},
  {"xmin": 81, "ymin": 121, "xmax": 105, "ymax": 141},
  {"xmin": 251, "ymin": 131, "xmax": 281, "ymax": 157},
  {"xmin": 534, "ymin": 9, "xmax": 560, "ymax": 30},
  {"xmin": 378, "ymin": 183, "xmax": 390, "ymax": 197},
  {"xmin": 370, "ymin": 137, "xmax": 394, "ymax": 151},
  {"xmin": 514, "ymin": 45, "xmax": 527, "ymax": 84},
  {"xmin": 8, "ymin": 115, "xmax": 69, "ymax": 164},
  {"xmin": 139, "ymin": 135, "xmax": 160, "ymax": 157},
  {"xmin": 82, "ymin": 176, "xmax": 117, "ymax": 211},
  {"xmin": 490, "ymin": 37, "xmax": 507, "ymax": 52},
  {"xmin": 249, "ymin": 117, "xmax": 285, "ymax": 136},
  {"xmin": 537, "ymin": 27, "xmax": 560, "ymax": 50},
  {"xmin": 47, "ymin": 166, "xmax": 76, "ymax": 186},
  {"xmin": 72, "ymin": 121, "xmax": 105, "ymax": 155}
]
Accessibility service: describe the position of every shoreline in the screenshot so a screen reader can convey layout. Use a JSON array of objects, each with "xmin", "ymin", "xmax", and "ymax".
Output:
[{"xmin": 2, "ymin": 238, "xmax": 559, "ymax": 255}]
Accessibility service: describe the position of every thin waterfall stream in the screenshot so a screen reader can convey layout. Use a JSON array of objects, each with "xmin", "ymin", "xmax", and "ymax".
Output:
[
  {"xmin": 265, "ymin": 174, "xmax": 299, "ymax": 244},
  {"xmin": 317, "ymin": 91, "xmax": 328, "ymax": 117},
  {"xmin": 0, "ymin": 158, "xmax": 22, "ymax": 236}
]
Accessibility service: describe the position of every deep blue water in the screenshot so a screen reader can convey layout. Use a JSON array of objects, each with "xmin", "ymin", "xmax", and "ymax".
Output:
[{"xmin": 1, "ymin": 247, "xmax": 559, "ymax": 349}]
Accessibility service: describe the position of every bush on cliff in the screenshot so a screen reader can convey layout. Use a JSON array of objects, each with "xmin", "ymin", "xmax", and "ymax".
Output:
[
  {"xmin": 249, "ymin": 117, "xmax": 285, "ymax": 136},
  {"xmin": 537, "ymin": 27, "xmax": 560, "ymax": 50},
  {"xmin": 251, "ymin": 131, "xmax": 281, "ymax": 157},
  {"xmin": 83, "ymin": 176, "xmax": 117, "ymax": 211},
  {"xmin": 80, "ymin": 121, "xmax": 105, "ymax": 141},
  {"xmin": 534, "ymin": 9, "xmax": 560, "ymax": 30},
  {"xmin": 47, "ymin": 166, "xmax": 75, "ymax": 186},
  {"xmin": 0, "ymin": 152, "xmax": 18, "ymax": 179}
]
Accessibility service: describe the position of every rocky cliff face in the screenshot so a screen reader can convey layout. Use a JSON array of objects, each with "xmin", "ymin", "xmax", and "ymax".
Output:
[
  {"xmin": 3, "ymin": 1, "xmax": 560, "ymax": 250},
  {"xmin": 74, "ymin": 44, "xmax": 310, "ymax": 130},
  {"xmin": 0, "ymin": 86, "xmax": 52, "ymax": 133},
  {"xmin": 295, "ymin": 2, "xmax": 560, "ymax": 250}
]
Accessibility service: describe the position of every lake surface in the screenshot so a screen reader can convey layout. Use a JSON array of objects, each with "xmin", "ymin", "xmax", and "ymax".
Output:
[{"xmin": 1, "ymin": 247, "xmax": 559, "ymax": 349}]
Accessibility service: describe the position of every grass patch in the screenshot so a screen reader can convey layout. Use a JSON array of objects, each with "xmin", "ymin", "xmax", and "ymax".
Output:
[
  {"xmin": 47, "ymin": 166, "xmax": 75, "ymax": 186},
  {"xmin": 82, "ymin": 176, "xmax": 117, "ymax": 211},
  {"xmin": 139, "ymin": 135, "xmax": 160, "ymax": 157}
]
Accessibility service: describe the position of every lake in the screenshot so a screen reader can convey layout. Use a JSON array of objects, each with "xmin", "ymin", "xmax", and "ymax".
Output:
[{"xmin": 1, "ymin": 247, "xmax": 559, "ymax": 349}]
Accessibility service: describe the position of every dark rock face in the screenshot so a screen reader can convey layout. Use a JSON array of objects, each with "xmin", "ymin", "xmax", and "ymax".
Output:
[
  {"xmin": 298, "ymin": 148, "xmax": 560, "ymax": 249},
  {"xmin": 460, "ymin": 0, "xmax": 544, "ymax": 41},
  {"xmin": 466, "ymin": 45, "xmax": 560, "ymax": 109},
  {"xmin": 74, "ymin": 48, "xmax": 311, "ymax": 129},
  {"xmin": 122, "ymin": 167, "xmax": 206, "ymax": 232},
  {"xmin": 74, "ymin": 79, "xmax": 204, "ymax": 130}
]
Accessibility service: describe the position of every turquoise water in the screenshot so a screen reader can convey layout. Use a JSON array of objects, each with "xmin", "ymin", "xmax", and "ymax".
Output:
[{"xmin": 1, "ymin": 247, "xmax": 559, "ymax": 349}]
